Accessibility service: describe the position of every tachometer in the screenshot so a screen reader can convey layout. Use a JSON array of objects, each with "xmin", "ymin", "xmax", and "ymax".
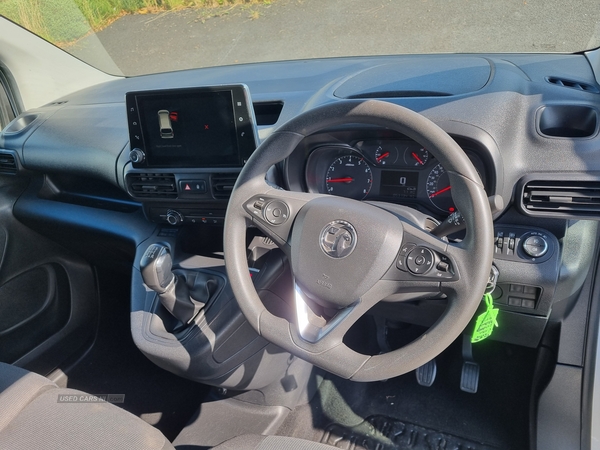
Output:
[
  {"xmin": 426, "ymin": 163, "xmax": 456, "ymax": 213},
  {"xmin": 325, "ymin": 155, "xmax": 372, "ymax": 200}
]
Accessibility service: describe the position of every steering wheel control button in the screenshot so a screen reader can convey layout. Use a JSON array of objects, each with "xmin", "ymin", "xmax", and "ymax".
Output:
[
  {"xmin": 396, "ymin": 244, "xmax": 415, "ymax": 271},
  {"xmin": 400, "ymin": 243, "xmax": 416, "ymax": 256},
  {"xmin": 320, "ymin": 220, "xmax": 357, "ymax": 259},
  {"xmin": 406, "ymin": 247, "xmax": 434, "ymax": 274},
  {"xmin": 522, "ymin": 235, "xmax": 548, "ymax": 258},
  {"xmin": 263, "ymin": 201, "xmax": 290, "ymax": 225},
  {"xmin": 436, "ymin": 261, "xmax": 449, "ymax": 272}
]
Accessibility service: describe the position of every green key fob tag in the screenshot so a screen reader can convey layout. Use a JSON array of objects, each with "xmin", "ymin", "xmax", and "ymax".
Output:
[{"xmin": 471, "ymin": 293, "xmax": 499, "ymax": 343}]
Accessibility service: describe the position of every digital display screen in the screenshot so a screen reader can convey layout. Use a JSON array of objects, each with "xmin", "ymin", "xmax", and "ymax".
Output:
[
  {"xmin": 126, "ymin": 85, "xmax": 257, "ymax": 168},
  {"xmin": 380, "ymin": 170, "xmax": 419, "ymax": 198}
]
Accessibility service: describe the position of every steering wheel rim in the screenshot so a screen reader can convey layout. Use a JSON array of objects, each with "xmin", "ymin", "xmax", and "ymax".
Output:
[{"xmin": 224, "ymin": 100, "xmax": 493, "ymax": 382}]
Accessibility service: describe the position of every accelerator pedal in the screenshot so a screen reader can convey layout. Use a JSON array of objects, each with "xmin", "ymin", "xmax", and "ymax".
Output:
[
  {"xmin": 416, "ymin": 358, "xmax": 437, "ymax": 387},
  {"xmin": 460, "ymin": 334, "xmax": 480, "ymax": 393}
]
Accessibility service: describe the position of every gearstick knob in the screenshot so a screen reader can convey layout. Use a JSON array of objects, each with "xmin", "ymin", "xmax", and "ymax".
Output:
[
  {"xmin": 139, "ymin": 243, "xmax": 206, "ymax": 326},
  {"xmin": 139, "ymin": 244, "xmax": 175, "ymax": 293}
]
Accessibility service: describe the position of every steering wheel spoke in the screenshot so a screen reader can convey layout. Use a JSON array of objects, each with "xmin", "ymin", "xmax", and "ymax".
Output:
[
  {"xmin": 292, "ymin": 282, "xmax": 360, "ymax": 344},
  {"xmin": 382, "ymin": 221, "xmax": 459, "ymax": 285},
  {"xmin": 240, "ymin": 181, "xmax": 323, "ymax": 251}
]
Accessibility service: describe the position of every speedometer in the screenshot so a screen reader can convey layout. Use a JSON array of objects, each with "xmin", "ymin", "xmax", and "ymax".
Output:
[
  {"xmin": 325, "ymin": 155, "xmax": 372, "ymax": 200},
  {"xmin": 426, "ymin": 163, "xmax": 456, "ymax": 213}
]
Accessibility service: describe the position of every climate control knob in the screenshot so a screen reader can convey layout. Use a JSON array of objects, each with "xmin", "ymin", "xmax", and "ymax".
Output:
[
  {"xmin": 166, "ymin": 210, "xmax": 184, "ymax": 226},
  {"xmin": 129, "ymin": 148, "xmax": 146, "ymax": 164}
]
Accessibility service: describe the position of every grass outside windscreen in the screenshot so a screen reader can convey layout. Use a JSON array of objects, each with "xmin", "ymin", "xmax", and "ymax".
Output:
[{"xmin": 0, "ymin": 0, "xmax": 270, "ymax": 45}]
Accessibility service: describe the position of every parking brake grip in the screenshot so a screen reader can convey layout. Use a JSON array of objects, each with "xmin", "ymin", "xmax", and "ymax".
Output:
[{"xmin": 140, "ymin": 243, "xmax": 217, "ymax": 325}]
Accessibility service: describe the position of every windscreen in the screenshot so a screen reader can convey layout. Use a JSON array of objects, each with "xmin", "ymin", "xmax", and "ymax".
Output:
[{"xmin": 1, "ymin": 0, "xmax": 600, "ymax": 76}]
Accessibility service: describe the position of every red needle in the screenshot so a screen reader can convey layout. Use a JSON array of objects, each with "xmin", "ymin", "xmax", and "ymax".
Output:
[
  {"xmin": 412, "ymin": 152, "xmax": 425, "ymax": 165},
  {"xmin": 328, "ymin": 177, "xmax": 354, "ymax": 183},
  {"xmin": 429, "ymin": 186, "xmax": 451, "ymax": 198},
  {"xmin": 376, "ymin": 152, "xmax": 390, "ymax": 162}
]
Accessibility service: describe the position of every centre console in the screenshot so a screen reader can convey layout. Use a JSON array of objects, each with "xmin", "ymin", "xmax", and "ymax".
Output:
[
  {"xmin": 125, "ymin": 85, "xmax": 315, "ymax": 409},
  {"xmin": 123, "ymin": 84, "xmax": 259, "ymax": 224}
]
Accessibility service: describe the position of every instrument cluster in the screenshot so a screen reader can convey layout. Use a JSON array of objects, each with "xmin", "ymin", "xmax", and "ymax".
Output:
[{"xmin": 304, "ymin": 139, "xmax": 487, "ymax": 216}]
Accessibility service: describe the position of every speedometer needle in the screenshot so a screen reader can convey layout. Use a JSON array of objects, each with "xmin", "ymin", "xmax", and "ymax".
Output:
[
  {"xmin": 412, "ymin": 152, "xmax": 425, "ymax": 165},
  {"xmin": 429, "ymin": 186, "xmax": 451, "ymax": 198},
  {"xmin": 376, "ymin": 152, "xmax": 390, "ymax": 162},
  {"xmin": 328, "ymin": 177, "xmax": 354, "ymax": 183}
]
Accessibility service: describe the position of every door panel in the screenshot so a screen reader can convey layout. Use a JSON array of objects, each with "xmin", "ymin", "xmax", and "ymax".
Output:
[{"xmin": 0, "ymin": 175, "xmax": 97, "ymax": 374}]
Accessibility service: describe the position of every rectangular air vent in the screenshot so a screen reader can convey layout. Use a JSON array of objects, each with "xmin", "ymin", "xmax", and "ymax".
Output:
[
  {"xmin": 546, "ymin": 77, "xmax": 600, "ymax": 94},
  {"xmin": 522, "ymin": 180, "xmax": 600, "ymax": 218},
  {"xmin": 211, "ymin": 173, "xmax": 238, "ymax": 199},
  {"xmin": 0, "ymin": 153, "xmax": 17, "ymax": 174},
  {"xmin": 127, "ymin": 173, "xmax": 177, "ymax": 199},
  {"xmin": 253, "ymin": 102, "xmax": 283, "ymax": 126}
]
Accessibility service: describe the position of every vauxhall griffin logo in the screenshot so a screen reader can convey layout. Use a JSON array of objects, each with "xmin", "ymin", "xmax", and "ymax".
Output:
[{"xmin": 319, "ymin": 221, "xmax": 357, "ymax": 259}]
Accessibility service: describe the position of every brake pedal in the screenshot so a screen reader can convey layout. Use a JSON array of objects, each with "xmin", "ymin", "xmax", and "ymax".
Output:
[
  {"xmin": 460, "ymin": 334, "xmax": 480, "ymax": 393},
  {"xmin": 416, "ymin": 358, "xmax": 437, "ymax": 387}
]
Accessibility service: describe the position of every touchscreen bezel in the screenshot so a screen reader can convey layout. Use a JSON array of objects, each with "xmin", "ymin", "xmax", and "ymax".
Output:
[{"xmin": 126, "ymin": 84, "xmax": 258, "ymax": 168}]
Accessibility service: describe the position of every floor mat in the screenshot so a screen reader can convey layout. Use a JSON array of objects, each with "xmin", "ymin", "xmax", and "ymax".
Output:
[
  {"xmin": 63, "ymin": 269, "xmax": 210, "ymax": 441},
  {"xmin": 278, "ymin": 338, "xmax": 535, "ymax": 450},
  {"xmin": 321, "ymin": 415, "xmax": 498, "ymax": 450}
]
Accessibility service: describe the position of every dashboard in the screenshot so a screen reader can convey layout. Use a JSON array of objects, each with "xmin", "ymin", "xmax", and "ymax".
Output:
[{"xmin": 1, "ymin": 52, "xmax": 600, "ymax": 351}]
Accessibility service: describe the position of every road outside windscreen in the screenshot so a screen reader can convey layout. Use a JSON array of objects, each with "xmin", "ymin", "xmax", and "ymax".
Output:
[{"xmin": 66, "ymin": 0, "xmax": 600, "ymax": 76}]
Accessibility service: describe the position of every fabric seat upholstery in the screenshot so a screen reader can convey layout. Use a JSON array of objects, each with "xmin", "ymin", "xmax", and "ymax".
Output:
[
  {"xmin": 0, "ymin": 362, "xmax": 174, "ymax": 450},
  {"xmin": 0, "ymin": 363, "xmax": 338, "ymax": 450},
  {"xmin": 212, "ymin": 435, "xmax": 339, "ymax": 450}
]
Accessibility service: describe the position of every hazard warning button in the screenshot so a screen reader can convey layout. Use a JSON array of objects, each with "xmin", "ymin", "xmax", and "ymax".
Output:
[{"xmin": 179, "ymin": 180, "xmax": 207, "ymax": 194}]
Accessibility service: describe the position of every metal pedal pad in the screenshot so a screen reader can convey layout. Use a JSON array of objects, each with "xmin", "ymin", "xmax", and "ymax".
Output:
[
  {"xmin": 460, "ymin": 361, "xmax": 480, "ymax": 393},
  {"xmin": 416, "ymin": 358, "xmax": 437, "ymax": 387}
]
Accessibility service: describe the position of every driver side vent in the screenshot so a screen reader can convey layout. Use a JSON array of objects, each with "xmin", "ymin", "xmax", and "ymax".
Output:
[
  {"xmin": 521, "ymin": 179, "xmax": 600, "ymax": 219},
  {"xmin": 127, "ymin": 173, "xmax": 177, "ymax": 199},
  {"xmin": 0, "ymin": 153, "xmax": 17, "ymax": 174},
  {"xmin": 211, "ymin": 173, "xmax": 238, "ymax": 199}
]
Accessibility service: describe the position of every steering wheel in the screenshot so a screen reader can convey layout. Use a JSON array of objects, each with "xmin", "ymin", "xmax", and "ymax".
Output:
[{"xmin": 224, "ymin": 100, "xmax": 493, "ymax": 382}]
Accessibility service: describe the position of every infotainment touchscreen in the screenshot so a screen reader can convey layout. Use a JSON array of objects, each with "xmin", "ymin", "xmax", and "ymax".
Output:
[{"xmin": 125, "ymin": 85, "xmax": 258, "ymax": 168}]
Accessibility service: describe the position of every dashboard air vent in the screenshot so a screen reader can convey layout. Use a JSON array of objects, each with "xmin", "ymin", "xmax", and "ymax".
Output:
[
  {"xmin": 0, "ymin": 153, "xmax": 17, "ymax": 174},
  {"xmin": 522, "ymin": 180, "xmax": 600, "ymax": 218},
  {"xmin": 253, "ymin": 102, "xmax": 283, "ymax": 126},
  {"xmin": 546, "ymin": 77, "xmax": 600, "ymax": 94},
  {"xmin": 127, "ymin": 173, "xmax": 177, "ymax": 199},
  {"xmin": 211, "ymin": 173, "xmax": 238, "ymax": 199}
]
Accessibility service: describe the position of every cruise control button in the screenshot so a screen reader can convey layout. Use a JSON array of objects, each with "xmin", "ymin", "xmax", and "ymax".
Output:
[
  {"xmin": 436, "ymin": 261, "xmax": 449, "ymax": 272},
  {"xmin": 406, "ymin": 247, "xmax": 434, "ymax": 275}
]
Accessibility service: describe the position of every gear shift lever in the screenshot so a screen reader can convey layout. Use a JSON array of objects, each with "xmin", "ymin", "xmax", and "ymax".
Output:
[
  {"xmin": 140, "ymin": 243, "xmax": 205, "ymax": 324},
  {"xmin": 140, "ymin": 244, "xmax": 176, "ymax": 295}
]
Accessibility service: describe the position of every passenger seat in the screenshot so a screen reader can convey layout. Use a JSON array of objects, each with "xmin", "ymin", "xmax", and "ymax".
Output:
[{"xmin": 0, "ymin": 362, "xmax": 174, "ymax": 450}]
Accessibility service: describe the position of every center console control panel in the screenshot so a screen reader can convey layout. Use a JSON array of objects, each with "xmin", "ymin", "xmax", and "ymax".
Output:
[{"xmin": 148, "ymin": 207, "xmax": 225, "ymax": 226}]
